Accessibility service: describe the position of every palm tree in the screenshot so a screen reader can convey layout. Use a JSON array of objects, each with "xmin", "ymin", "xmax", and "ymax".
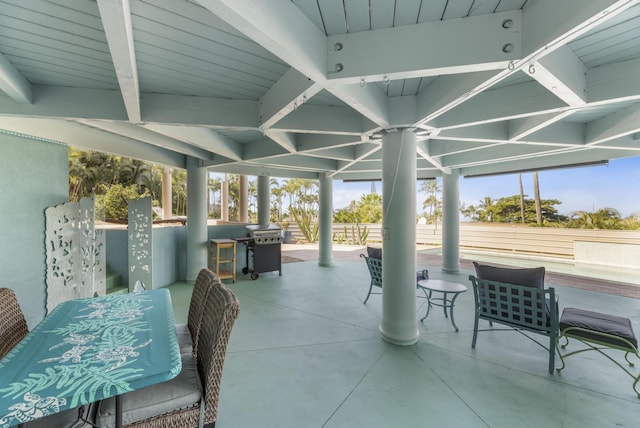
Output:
[
  {"xmin": 420, "ymin": 179, "xmax": 442, "ymax": 224},
  {"xmin": 207, "ymin": 176, "xmax": 221, "ymax": 217},
  {"xmin": 518, "ymin": 174, "xmax": 525, "ymax": 224},
  {"xmin": 533, "ymin": 172, "xmax": 542, "ymax": 225},
  {"xmin": 478, "ymin": 196, "xmax": 495, "ymax": 222}
]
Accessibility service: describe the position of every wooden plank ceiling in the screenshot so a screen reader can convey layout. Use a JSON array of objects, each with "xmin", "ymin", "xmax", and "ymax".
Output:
[{"xmin": 0, "ymin": 0, "xmax": 639, "ymax": 180}]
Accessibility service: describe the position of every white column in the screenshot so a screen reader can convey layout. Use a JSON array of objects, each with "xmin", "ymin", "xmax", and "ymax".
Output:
[
  {"xmin": 257, "ymin": 175, "xmax": 270, "ymax": 226},
  {"xmin": 442, "ymin": 170, "xmax": 460, "ymax": 273},
  {"xmin": 380, "ymin": 129, "xmax": 419, "ymax": 346},
  {"xmin": 318, "ymin": 173, "xmax": 333, "ymax": 267},
  {"xmin": 162, "ymin": 166, "xmax": 172, "ymax": 220},
  {"xmin": 186, "ymin": 157, "xmax": 208, "ymax": 282},
  {"xmin": 221, "ymin": 174, "xmax": 229, "ymax": 221},
  {"xmin": 239, "ymin": 175, "xmax": 249, "ymax": 223}
]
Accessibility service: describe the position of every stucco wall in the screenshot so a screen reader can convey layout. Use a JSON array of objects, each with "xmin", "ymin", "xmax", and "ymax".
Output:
[{"xmin": 0, "ymin": 135, "xmax": 68, "ymax": 328}]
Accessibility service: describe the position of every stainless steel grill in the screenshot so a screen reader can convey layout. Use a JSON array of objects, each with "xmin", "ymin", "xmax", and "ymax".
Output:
[
  {"xmin": 247, "ymin": 224, "xmax": 283, "ymax": 245},
  {"xmin": 235, "ymin": 224, "xmax": 283, "ymax": 280}
]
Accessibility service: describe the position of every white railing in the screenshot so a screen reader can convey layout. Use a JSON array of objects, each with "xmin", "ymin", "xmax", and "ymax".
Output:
[{"xmin": 286, "ymin": 222, "xmax": 640, "ymax": 260}]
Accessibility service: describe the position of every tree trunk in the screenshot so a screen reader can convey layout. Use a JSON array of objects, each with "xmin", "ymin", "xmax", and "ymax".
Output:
[
  {"xmin": 518, "ymin": 174, "xmax": 526, "ymax": 224},
  {"xmin": 533, "ymin": 172, "xmax": 542, "ymax": 225}
]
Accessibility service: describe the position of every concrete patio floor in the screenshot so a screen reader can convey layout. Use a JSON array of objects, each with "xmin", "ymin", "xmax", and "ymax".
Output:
[{"xmin": 166, "ymin": 246, "xmax": 640, "ymax": 428}]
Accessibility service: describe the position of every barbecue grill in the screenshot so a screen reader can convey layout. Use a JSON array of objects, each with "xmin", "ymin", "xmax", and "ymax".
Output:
[{"xmin": 235, "ymin": 224, "xmax": 283, "ymax": 280}]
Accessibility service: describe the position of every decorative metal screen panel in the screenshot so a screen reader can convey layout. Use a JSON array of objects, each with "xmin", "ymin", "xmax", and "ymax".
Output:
[
  {"xmin": 128, "ymin": 197, "xmax": 152, "ymax": 291},
  {"xmin": 45, "ymin": 196, "xmax": 106, "ymax": 313}
]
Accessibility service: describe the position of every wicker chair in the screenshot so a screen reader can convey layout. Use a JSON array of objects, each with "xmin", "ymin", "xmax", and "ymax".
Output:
[
  {"xmin": 96, "ymin": 277, "xmax": 240, "ymax": 428},
  {"xmin": 0, "ymin": 288, "xmax": 29, "ymax": 358},
  {"xmin": 176, "ymin": 268, "xmax": 218, "ymax": 356}
]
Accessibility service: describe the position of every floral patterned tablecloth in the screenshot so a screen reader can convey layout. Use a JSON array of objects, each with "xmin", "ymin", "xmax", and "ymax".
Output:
[{"xmin": 0, "ymin": 289, "xmax": 181, "ymax": 427}]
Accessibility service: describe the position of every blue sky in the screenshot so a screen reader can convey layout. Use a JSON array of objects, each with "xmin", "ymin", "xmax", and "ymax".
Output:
[
  {"xmin": 212, "ymin": 155, "xmax": 640, "ymax": 219},
  {"xmin": 332, "ymin": 156, "xmax": 640, "ymax": 218}
]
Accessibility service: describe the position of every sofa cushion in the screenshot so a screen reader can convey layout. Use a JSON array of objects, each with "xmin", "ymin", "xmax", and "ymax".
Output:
[
  {"xmin": 560, "ymin": 307, "xmax": 637, "ymax": 348},
  {"xmin": 95, "ymin": 354, "xmax": 201, "ymax": 428},
  {"xmin": 473, "ymin": 261, "xmax": 545, "ymax": 289},
  {"xmin": 366, "ymin": 246, "xmax": 382, "ymax": 260}
]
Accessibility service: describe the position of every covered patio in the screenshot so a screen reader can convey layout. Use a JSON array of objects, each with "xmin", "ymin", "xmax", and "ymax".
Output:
[{"xmin": 167, "ymin": 250, "xmax": 640, "ymax": 427}]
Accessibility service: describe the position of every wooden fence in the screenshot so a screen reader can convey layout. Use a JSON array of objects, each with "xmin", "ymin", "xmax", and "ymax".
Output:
[{"xmin": 286, "ymin": 222, "xmax": 640, "ymax": 259}]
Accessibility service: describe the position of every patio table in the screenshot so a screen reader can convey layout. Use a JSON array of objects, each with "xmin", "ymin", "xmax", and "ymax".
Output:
[
  {"xmin": 417, "ymin": 279, "xmax": 468, "ymax": 332},
  {"xmin": 0, "ymin": 288, "xmax": 181, "ymax": 428}
]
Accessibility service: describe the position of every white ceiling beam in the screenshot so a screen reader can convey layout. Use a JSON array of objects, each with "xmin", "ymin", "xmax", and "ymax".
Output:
[
  {"xmin": 415, "ymin": 140, "xmax": 451, "ymax": 174},
  {"xmin": 459, "ymin": 148, "xmax": 614, "ymax": 178},
  {"xmin": 524, "ymin": 121, "xmax": 586, "ymax": 146},
  {"xmin": 437, "ymin": 121, "xmax": 508, "ymax": 143},
  {"xmin": 272, "ymin": 104, "xmax": 366, "ymax": 135},
  {"xmin": 329, "ymin": 144, "xmax": 380, "ymax": 177},
  {"xmin": 206, "ymin": 163, "xmax": 319, "ymax": 179},
  {"xmin": 0, "ymin": 86, "xmax": 128, "ymax": 120},
  {"xmin": 327, "ymin": 11, "xmax": 521, "ymax": 84},
  {"xmin": 243, "ymin": 139, "xmax": 290, "ymax": 161},
  {"xmin": 508, "ymin": 110, "xmax": 576, "ymax": 141},
  {"xmin": 143, "ymin": 124, "xmax": 243, "ymax": 161},
  {"xmin": 587, "ymin": 57, "xmax": 640, "ymax": 103},
  {"xmin": 586, "ymin": 103, "xmax": 640, "ymax": 145},
  {"xmin": 435, "ymin": 80, "xmax": 567, "ymax": 129},
  {"xmin": 443, "ymin": 144, "xmax": 578, "ymax": 168},
  {"xmin": 74, "ymin": 119, "xmax": 213, "ymax": 160},
  {"xmin": 263, "ymin": 130, "xmax": 297, "ymax": 153},
  {"xmin": 296, "ymin": 134, "xmax": 361, "ymax": 152},
  {"xmin": 249, "ymin": 154, "xmax": 338, "ymax": 172},
  {"xmin": 142, "ymin": 93, "xmax": 258, "ymax": 129},
  {"xmin": 96, "ymin": 0, "xmax": 141, "ymax": 123},
  {"xmin": 527, "ymin": 46, "xmax": 587, "ymax": 106},
  {"xmin": 521, "ymin": 0, "xmax": 639, "ymax": 58},
  {"xmin": 195, "ymin": 0, "xmax": 390, "ymax": 128},
  {"xmin": 0, "ymin": 117, "xmax": 185, "ymax": 167},
  {"xmin": 302, "ymin": 146, "xmax": 356, "ymax": 161},
  {"xmin": 0, "ymin": 86, "xmax": 262, "ymax": 129},
  {"xmin": 0, "ymin": 52, "xmax": 32, "ymax": 104},
  {"xmin": 259, "ymin": 68, "xmax": 321, "ymax": 129},
  {"xmin": 413, "ymin": 0, "xmax": 637, "ymax": 128},
  {"xmin": 416, "ymin": 71, "xmax": 499, "ymax": 126}
]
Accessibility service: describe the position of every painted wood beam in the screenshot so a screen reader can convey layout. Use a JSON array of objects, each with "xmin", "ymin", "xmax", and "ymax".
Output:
[
  {"xmin": 415, "ymin": 71, "xmax": 498, "ymax": 126},
  {"xmin": 508, "ymin": 111, "xmax": 577, "ymax": 141},
  {"xmin": 272, "ymin": 104, "xmax": 365, "ymax": 135},
  {"xmin": 415, "ymin": 140, "xmax": 451, "ymax": 174},
  {"xmin": 96, "ymin": 0, "xmax": 141, "ymax": 123},
  {"xmin": 327, "ymin": 11, "xmax": 521, "ymax": 84},
  {"xmin": 264, "ymin": 130, "xmax": 297, "ymax": 153},
  {"xmin": 259, "ymin": 68, "xmax": 322, "ymax": 130},
  {"xmin": 74, "ymin": 119, "xmax": 213, "ymax": 160},
  {"xmin": 249, "ymin": 154, "xmax": 338, "ymax": 172},
  {"xmin": 303, "ymin": 146, "xmax": 356, "ymax": 162},
  {"xmin": 586, "ymin": 103, "xmax": 640, "ymax": 145},
  {"xmin": 414, "ymin": 0, "xmax": 637, "ymax": 127},
  {"xmin": 329, "ymin": 144, "xmax": 380, "ymax": 177},
  {"xmin": 0, "ymin": 117, "xmax": 185, "ymax": 167},
  {"xmin": 144, "ymin": 124, "xmax": 243, "ymax": 161},
  {"xmin": 195, "ymin": 0, "xmax": 390, "ymax": 127},
  {"xmin": 459, "ymin": 148, "xmax": 620, "ymax": 178},
  {"xmin": 527, "ymin": 46, "xmax": 587, "ymax": 106},
  {"xmin": 296, "ymin": 134, "xmax": 362, "ymax": 152},
  {"xmin": 142, "ymin": 93, "xmax": 258, "ymax": 128},
  {"xmin": 0, "ymin": 86, "xmax": 127, "ymax": 120},
  {"xmin": 242, "ymin": 139, "xmax": 290, "ymax": 161},
  {"xmin": 435, "ymin": 81, "xmax": 567, "ymax": 129},
  {"xmin": 0, "ymin": 52, "xmax": 32, "ymax": 104},
  {"xmin": 205, "ymin": 163, "xmax": 319, "ymax": 179}
]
